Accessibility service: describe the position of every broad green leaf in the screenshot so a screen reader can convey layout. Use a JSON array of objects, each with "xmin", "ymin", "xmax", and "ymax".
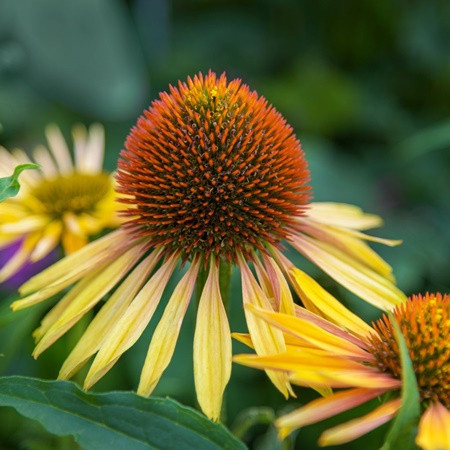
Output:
[
  {"xmin": 381, "ymin": 315, "xmax": 420, "ymax": 450},
  {"xmin": 0, "ymin": 163, "xmax": 39, "ymax": 202},
  {"xmin": 0, "ymin": 377, "xmax": 245, "ymax": 450}
]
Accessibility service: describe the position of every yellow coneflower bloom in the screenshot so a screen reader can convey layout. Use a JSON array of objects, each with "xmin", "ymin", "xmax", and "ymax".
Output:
[
  {"xmin": 235, "ymin": 281, "xmax": 449, "ymax": 449},
  {"xmin": 11, "ymin": 72, "xmax": 405, "ymax": 421},
  {"xmin": 0, "ymin": 124, "xmax": 120, "ymax": 281}
]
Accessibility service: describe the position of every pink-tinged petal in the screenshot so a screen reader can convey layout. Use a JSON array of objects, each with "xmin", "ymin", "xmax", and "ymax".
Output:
[
  {"xmin": 239, "ymin": 258, "xmax": 294, "ymax": 398},
  {"xmin": 290, "ymin": 268, "xmax": 373, "ymax": 339},
  {"xmin": 261, "ymin": 254, "xmax": 295, "ymax": 315},
  {"xmin": 294, "ymin": 305, "xmax": 371, "ymax": 351},
  {"xmin": 234, "ymin": 350, "xmax": 366, "ymax": 380},
  {"xmin": 318, "ymin": 398, "xmax": 402, "ymax": 446},
  {"xmin": 138, "ymin": 259, "xmax": 200, "ymax": 396},
  {"xmin": 291, "ymin": 369, "xmax": 401, "ymax": 390},
  {"xmin": 289, "ymin": 233, "xmax": 406, "ymax": 310},
  {"xmin": 276, "ymin": 388, "xmax": 387, "ymax": 439},
  {"xmin": 193, "ymin": 260, "xmax": 232, "ymax": 421},
  {"xmin": 245, "ymin": 304, "xmax": 371, "ymax": 360},
  {"xmin": 253, "ymin": 256, "xmax": 280, "ymax": 310},
  {"xmin": 416, "ymin": 402, "xmax": 450, "ymax": 450}
]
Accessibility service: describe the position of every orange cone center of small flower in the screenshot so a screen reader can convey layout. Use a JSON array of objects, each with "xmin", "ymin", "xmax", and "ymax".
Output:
[
  {"xmin": 369, "ymin": 293, "xmax": 449, "ymax": 408},
  {"xmin": 29, "ymin": 173, "xmax": 111, "ymax": 217},
  {"xmin": 117, "ymin": 72, "xmax": 310, "ymax": 263}
]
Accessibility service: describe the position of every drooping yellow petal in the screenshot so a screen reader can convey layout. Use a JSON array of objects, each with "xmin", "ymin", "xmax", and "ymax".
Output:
[
  {"xmin": 290, "ymin": 268, "xmax": 373, "ymax": 338},
  {"xmin": 58, "ymin": 249, "xmax": 162, "ymax": 380},
  {"xmin": 19, "ymin": 229, "xmax": 125, "ymax": 295},
  {"xmin": 275, "ymin": 388, "xmax": 387, "ymax": 440},
  {"xmin": 193, "ymin": 260, "xmax": 232, "ymax": 421},
  {"xmin": 245, "ymin": 304, "xmax": 371, "ymax": 360},
  {"xmin": 84, "ymin": 255, "xmax": 178, "ymax": 390},
  {"xmin": 239, "ymin": 257, "xmax": 294, "ymax": 398},
  {"xmin": 416, "ymin": 402, "xmax": 450, "ymax": 450},
  {"xmin": 32, "ymin": 246, "xmax": 142, "ymax": 358},
  {"xmin": 290, "ymin": 233, "xmax": 406, "ymax": 310},
  {"xmin": 138, "ymin": 260, "xmax": 200, "ymax": 396},
  {"xmin": 318, "ymin": 398, "xmax": 401, "ymax": 446},
  {"xmin": 297, "ymin": 218, "xmax": 399, "ymax": 280},
  {"xmin": 306, "ymin": 202, "xmax": 383, "ymax": 230},
  {"xmin": 32, "ymin": 269, "xmax": 103, "ymax": 343}
]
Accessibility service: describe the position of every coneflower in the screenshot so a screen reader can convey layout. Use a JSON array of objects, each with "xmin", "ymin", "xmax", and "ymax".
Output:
[
  {"xmin": 0, "ymin": 124, "xmax": 120, "ymax": 281},
  {"xmin": 235, "ymin": 279, "xmax": 449, "ymax": 449},
  {"xmin": 11, "ymin": 72, "xmax": 405, "ymax": 421}
]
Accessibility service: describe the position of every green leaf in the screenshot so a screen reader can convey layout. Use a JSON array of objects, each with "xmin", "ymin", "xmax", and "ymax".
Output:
[
  {"xmin": 0, "ymin": 377, "xmax": 246, "ymax": 450},
  {"xmin": 381, "ymin": 315, "xmax": 420, "ymax": 450},
  {"xmin": 0, "ymin": 163, "xmax": 39, "ymax": 202}
]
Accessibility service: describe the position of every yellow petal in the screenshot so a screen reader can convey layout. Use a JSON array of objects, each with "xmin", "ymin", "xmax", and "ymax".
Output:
[
  {"xmin": 45, "ymin": 124, "xmax": 73, "ymax": 174},
  {"xmin": 19, "ymin": 229, "xmax": 125, "ymax": 295},
  {"xmin": 62, "ymin": 230, "xmax": 88, "ymax": 254},
  {"xmin": 58, "ymin": 249, "xmax": 162, "ymax": 379},
  {"xmin": 275, "ymin": 388, "xmax": 386, "ymax": 439},
  {"xmin": 138, "ymin": 260, "xmax": 200, "ymax": 396},
  {"xmin": 82, "ymin": 123, "xmax": 105, "ymax": 172},
  {"xmin": 193, "ymin": 260, "xmax": 232, "ymax": 421},
  {"xmin": 416, "ymin": 402, "xmax": 450, "ymax": 450},
  {"xmin": 0, "ymin": 215, "xmax": 48, "ymax": 234},
  {"xmin": 0, "ymin": 232, "xmax": 41, "ymax": 282},
  {"xmin": 84, "ymin": 255, "xmax": 178, "ymax": 389},
  {"xmin": 306, "ymin": 203, "xmax": 383, "ymax": 230},
  {"xmin": 239, "ymin": 257, "xmax": 293, "ymax": 398},
  {"xmin": 33, "ymin": 268, "xmax": 104, "ymax": 342},
  {"xmin": 32, "ymin": 246, "xmax": 142, "ymax": 358},
  {"xmin": 258, "ymin": 255, "xmax": 295, "ymax": 316},
  {"xmin": 30, "ymin": 221, "xmax": 62, "ymax": 262},
  {"xmin": 245, "ymin": 304, "xmax": 370, "ymax": 360},
  {"xmin": 290, "ymin": 268, "xmax": 373, "ymax": 338},
  {"xmin": 291, "ymin": 233, "xmax": 406, "ymax": 310},
  {"xmin": 297, "ymin": 218, "xmax": 399, "ymax": 279},
  {"xmin": 318, "ymin": 398, "xmax": 401, "ymax": 446}
]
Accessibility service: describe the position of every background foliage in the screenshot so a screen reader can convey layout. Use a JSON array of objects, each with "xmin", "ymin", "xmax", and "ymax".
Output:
[{"xmin": 0, "ymin": 0, "xmax": 449, "ymax": 448}]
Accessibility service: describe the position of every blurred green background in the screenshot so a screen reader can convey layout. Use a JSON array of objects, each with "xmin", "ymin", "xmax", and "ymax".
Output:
[{"xmin": 0, "ymin": 0, "xmax": 449, "ymax": 449}]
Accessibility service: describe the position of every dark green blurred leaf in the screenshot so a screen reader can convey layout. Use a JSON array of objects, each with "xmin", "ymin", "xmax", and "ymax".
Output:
[
  {"xmin": 396, "ymin": 120, "xmax": 450, "ymax": 160},
  {"xmin": 381, "ymin": 316, "xmax": 420, "ymax": 450},
  {"xmin": 0, "ymin": 376, "xmax": 246, "ymax": 450},
  {"xmin": 0, "ymin": 163, "xmax": 39, "ymax": 202}
]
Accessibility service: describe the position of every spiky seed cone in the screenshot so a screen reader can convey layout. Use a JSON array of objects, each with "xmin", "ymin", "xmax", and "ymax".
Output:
[
  {"xmin": 369, "ymin": 292, "xmax": 450, "ymax": 408},
  {"xmin": 117, "ymin": 71, "xmax": 310, "ymax": 263}
]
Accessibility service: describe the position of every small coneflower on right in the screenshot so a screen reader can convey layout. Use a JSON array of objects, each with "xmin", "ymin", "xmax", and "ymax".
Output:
[{"xmin": 234, "ymin": 276, "xmax": 449, "ymax": 450}]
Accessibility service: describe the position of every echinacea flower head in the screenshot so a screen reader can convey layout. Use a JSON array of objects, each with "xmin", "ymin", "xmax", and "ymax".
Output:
[
  {"xmin": 0, "ymin": 124, "xmax": 120, "ymax": 281},
  {"xmin": 12, "ymin": 72, "xmax": 405, "ymax": 421},
  {"xmin": 235, "ymin": 284, "xmax": 449, "ymax": 449}
]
